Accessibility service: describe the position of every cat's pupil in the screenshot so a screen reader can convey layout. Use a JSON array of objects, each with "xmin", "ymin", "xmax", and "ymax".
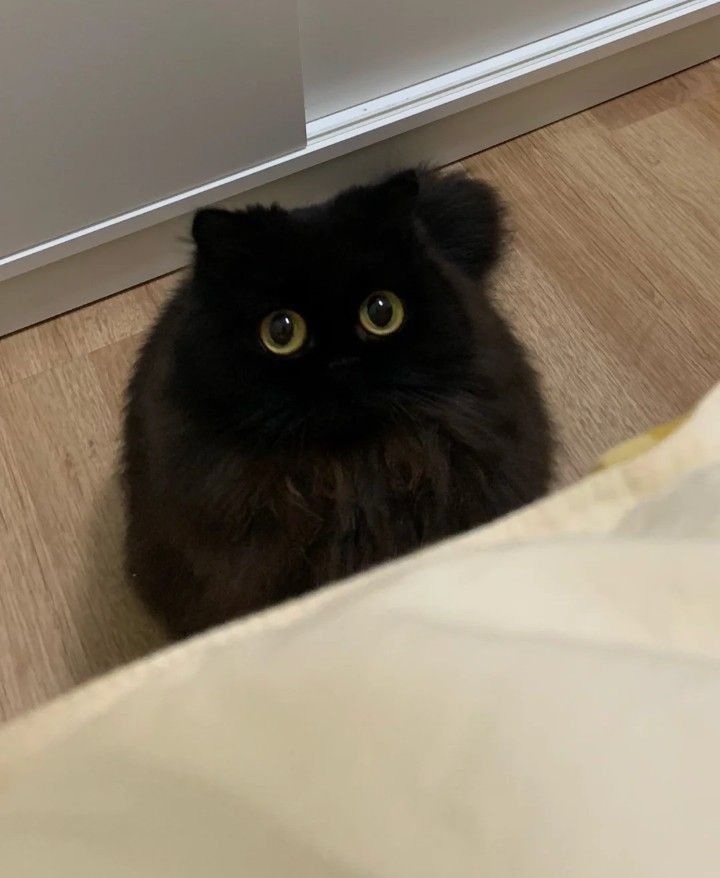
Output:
[
  {"xmin": 269, "ymin": 313, "xmax": 294, "ymax": 346},
  {"xmin": 367, "ymin": 295, "xmax": 393, "ymax": 328}
]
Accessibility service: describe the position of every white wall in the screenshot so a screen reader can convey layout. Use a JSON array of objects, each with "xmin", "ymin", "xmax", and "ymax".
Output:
[
  {"xmin": 0, "ymin": 0, "xmax": 305, "ymax": 260},
  {"xmin": 299, "ymin": 0, "xmax": 636, "ymax": 120}
]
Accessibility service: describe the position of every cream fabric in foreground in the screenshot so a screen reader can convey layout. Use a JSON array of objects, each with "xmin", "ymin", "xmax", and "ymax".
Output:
[{"xmin": 1, "ymin": 384, "xmax": 720, "ymax": 877}]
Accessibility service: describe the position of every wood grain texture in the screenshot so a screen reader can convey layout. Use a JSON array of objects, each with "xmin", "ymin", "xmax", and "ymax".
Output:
[
  {"xmin": 465, "ymin": 56, "xmax": 720, "ymax": 481},
  {"xmin": 1, "ymin": 61, "xmax": 719, "ymax": 721}
]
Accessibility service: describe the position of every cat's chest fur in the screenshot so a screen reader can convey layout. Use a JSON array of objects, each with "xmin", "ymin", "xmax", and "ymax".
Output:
[
  {"xmin": 232, "ymin": 426, "xmax": 460, "ymax": 566},
  {"xmin": 152, "ymin": 425, "xmax": 470, "ymax": 632}
]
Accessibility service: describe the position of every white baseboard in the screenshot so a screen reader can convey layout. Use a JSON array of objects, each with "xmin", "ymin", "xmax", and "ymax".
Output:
[{"xmin": 1, "ymin": 3, "xmax": 719, "ymax": 334}]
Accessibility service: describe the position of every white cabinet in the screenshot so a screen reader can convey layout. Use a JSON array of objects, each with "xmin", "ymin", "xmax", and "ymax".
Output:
[
  {"xmin": 0, "ymin": 0, "xmax": 306, "ymax": 261},
  {"xmin": 2, "ymin": 0, "xmax": 717, "ymax": 334},
  {"xmin": 298, "ymin": 0, "xmax": 637, "ymax": 120}
]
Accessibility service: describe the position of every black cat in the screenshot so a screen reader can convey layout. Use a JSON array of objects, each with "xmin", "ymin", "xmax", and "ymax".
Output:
[{"xmin": 123, "ymin": 168, "xmax": 552, "ymax": 638}]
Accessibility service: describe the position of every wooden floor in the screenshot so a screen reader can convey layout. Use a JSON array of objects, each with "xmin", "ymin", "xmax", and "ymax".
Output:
[{"xmin": 1, "ymin": 60, "xmax": 719, "ymax": 722}]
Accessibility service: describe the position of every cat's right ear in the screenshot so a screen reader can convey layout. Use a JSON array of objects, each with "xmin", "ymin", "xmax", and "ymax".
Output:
[{"xmin": 192, "ymin": 208, "xmax": 244, "ymax": 258}]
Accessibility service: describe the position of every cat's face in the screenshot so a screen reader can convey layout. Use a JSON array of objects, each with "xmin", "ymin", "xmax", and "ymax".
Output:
[{"xmin": 179, "ymin": 171, "xmax": 484, "ymax": 449}]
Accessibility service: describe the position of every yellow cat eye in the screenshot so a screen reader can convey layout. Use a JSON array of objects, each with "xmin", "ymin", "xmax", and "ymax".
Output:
[
  {"xmin": 260, "ymin": 310, "xmax": 307, "ymax": 355},
  {"xmin": 359, "ymin": 291, "xmax": 405, "ymax": 336}
]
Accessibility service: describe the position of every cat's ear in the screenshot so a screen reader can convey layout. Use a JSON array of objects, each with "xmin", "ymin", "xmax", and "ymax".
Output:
[
  {"xmin": 373, "ymin": 169, "xmax": 420, "ymax": 220},
  {"xmin": 192, "ymin": 205, "xmax": 290, "ymax": 262},
  {"xmin": 192, "ymin": 208, "xmax": 246, "ymax": 257},
  {"xmin": 334, "ymin": 169, "xmax": 420, "ymax": 231}
]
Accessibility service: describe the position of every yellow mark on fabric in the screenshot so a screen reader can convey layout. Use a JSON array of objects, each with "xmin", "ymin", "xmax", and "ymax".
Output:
[{"xmin": 594, "ymin": 416, "xmax": 688, "ymax": 472}]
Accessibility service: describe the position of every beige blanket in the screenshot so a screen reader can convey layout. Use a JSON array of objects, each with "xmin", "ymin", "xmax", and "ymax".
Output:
[{"xmin": 1, "ymin": 384, "xmax": 719, "ymax": 877}]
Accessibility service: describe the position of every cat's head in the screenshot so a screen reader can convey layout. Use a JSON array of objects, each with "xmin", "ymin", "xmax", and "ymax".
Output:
[{"xmin": 176, "ymin": 169, "xmax": 501, "ymax": 450}]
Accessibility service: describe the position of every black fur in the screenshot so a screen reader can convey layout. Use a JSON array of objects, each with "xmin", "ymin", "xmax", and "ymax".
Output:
[{"xmin": 123, "ymin": 168, "xmax": 552, "ymax": 638}]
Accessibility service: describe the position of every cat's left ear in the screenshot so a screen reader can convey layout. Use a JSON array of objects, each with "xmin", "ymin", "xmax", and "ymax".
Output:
[
  {"xmin": 192, "ymin": 208, "xmax": 245, "ymax": 258},
  {"xmin": 192, "ymin": 205, "xmax": 292, "ymax": 265}
]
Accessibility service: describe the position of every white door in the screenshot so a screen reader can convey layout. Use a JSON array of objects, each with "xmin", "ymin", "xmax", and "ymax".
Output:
[{"xmin": 0, "ymin": 0, "xmax": 306, "ymax": 263}]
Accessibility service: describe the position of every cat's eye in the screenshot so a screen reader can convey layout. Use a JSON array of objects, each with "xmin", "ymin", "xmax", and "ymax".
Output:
[
  {"xmin": 260, "ymin": 310, "xmax": 307, "ymax": 355},
  {"xmin": 359, "ymin": 291, "xmax": 405, "ymax": 336}
]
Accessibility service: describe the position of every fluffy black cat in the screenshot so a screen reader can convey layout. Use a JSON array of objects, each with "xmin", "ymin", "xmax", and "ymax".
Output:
[{"xmin": 123, "ymin": 168, "xmax": 552, "ymax": 638}]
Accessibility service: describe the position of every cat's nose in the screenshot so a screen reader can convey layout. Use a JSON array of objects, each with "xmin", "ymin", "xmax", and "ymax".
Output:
[{"xmin": 327, "ymin": 355, "xmax": 360, "ymax": 371}]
